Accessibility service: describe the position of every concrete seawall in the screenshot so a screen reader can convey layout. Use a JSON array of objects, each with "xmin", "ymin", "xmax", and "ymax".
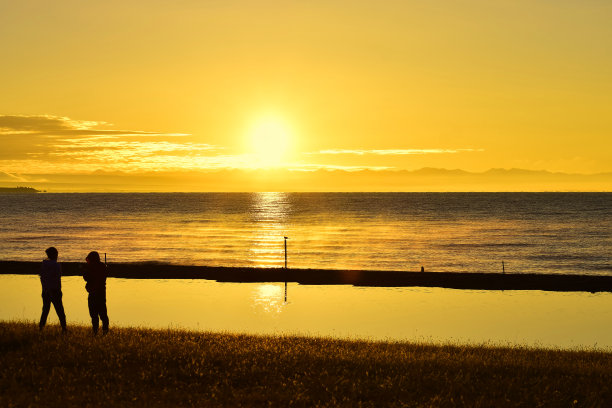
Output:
[{"xmin": 3, "ymin": 261, "xmax": 611, "ymax": 293}]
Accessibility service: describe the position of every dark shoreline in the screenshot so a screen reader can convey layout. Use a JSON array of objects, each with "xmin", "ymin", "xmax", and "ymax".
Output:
[
  {"xmin": 0, "ymin": 187, "xmax": 39, "ymax": 193},
  {"xmin": 2, "ymin": 261, "xmax": 612, "ymax": 293}
]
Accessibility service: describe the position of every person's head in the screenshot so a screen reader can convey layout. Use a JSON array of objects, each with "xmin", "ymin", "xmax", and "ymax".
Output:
[
  {"xmin": 86, "ymin": 251, "xmax": 101, "ymax": 264},
  {"xmin": 45, "ymin": 247, "xmax": 58, "ymax": 261}
]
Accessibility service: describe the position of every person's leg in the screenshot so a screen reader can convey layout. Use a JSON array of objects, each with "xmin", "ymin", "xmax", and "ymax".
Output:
[
  {"xmin": 39, "ymin": 292, "xmax": 51, "ymax": 330},
  {"xmin": 98, "ymin": 293, "xmax": 109, "ymax": 334},
  {"xmin": 88, "ymin": 294, "xmax": 99, "ymax": 334},
  {"xmin": 50, "ymin": 290, "xmax": 67, "ymax": 331}
]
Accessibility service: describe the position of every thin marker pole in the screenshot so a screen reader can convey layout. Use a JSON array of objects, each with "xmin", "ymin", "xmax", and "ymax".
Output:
[
  {"xmin": 502, "ymin": 261, "xmax": 505, "ymax": 274},
  {"xmin": 284, "ymin": 236, "xmax": 289, "ymax": 302},
  {"xmin": 284, "ymin": 236, "xmax": 288, "ymax": 269},
  {"xmin": 104, "ymin": 252, "xmax": 107, "ymax": 266}
]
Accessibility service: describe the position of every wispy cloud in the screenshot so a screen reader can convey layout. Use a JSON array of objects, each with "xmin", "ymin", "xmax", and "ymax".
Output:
[
  {"xmin": 287, "ymin": 164, "xmax": 393, "ymax": 172},
  {"xmin": 0, "ymin": 114, "xmax": 259, "ymax": 173},
  {"xmin": 311, "ymin": 148, "xmax": 485, "ymax": 155},
  {"xmin": 0, "ymin": 114, "xmax": 226, "ymax": 172},
  {"xmin": 0, "ymin": 115, "xmax": 188, "ymax": 137},
  {"xmin": 307, "ymin": 148, "xmax": 483, "ymax": 155},
  {"xmin": 0, "ymin": 171, "xmax": 28, "ymax": 182},
  {"xmin": 51, "ymin": 140, "xmax": 217, "ymax": 158}
]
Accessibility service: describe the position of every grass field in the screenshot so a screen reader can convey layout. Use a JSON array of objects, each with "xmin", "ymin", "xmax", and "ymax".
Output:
[{"xmin": 1, "ymin": 321, "xmax": 611, "ymax": 407}]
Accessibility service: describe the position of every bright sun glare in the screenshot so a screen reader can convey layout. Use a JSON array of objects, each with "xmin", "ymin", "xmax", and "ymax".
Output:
[{"xmin": 247, "ymin": 116, "xmax": 292, "ymax": 167}]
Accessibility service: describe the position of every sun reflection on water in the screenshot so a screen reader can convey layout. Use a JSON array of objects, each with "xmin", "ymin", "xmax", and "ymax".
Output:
[
  {"xmin": 248, "ymin": 192, "xmax": 291, "ymax": 267},
  {"xmin": 252, "ymin": 284, "xmax": 286, "ymax": 315}
]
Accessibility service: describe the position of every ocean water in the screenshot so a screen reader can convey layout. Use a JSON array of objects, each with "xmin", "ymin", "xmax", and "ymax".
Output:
[{"xmin": 0, "ymin": 192, "xmax": 610, "ymax": 275}]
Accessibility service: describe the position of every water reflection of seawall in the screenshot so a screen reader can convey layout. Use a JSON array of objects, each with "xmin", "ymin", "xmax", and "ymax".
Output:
[{"xmin": 248, "ymin": 192, "xmax": 291, "ymax": 268}]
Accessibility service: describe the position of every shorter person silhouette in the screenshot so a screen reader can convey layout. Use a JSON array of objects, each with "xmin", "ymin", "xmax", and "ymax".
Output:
[
  {"xmin": 83, "ymin": 251, "xmax": 109, "ymax": 335},
  {"xmin": 39, "ymin": 247, "xmax": 67, "ymax": 332}
]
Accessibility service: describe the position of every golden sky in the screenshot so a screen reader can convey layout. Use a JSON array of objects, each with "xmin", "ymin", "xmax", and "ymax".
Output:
[{"xmin": 1, "ymin": 1, "xmax": 611, "ymax": 190}]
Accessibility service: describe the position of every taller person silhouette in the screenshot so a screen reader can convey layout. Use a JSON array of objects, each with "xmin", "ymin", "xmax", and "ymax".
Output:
[{"xmin": 39, "ymin": 247, "xmax": 67, "ymax": 332}]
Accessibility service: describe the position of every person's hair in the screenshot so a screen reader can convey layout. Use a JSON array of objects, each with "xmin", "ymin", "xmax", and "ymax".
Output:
[
  {"xmin": 45, "ymin": 247, "xmax": 58, "ymax": 260},
  {"xmin": 86, "ymin": 251, "xmax": 101, "ymax": 263}
]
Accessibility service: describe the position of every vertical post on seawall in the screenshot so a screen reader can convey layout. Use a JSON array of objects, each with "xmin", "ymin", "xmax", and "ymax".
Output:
[
  {"xmin": 502, "ymin": 261, "xmax": 505, "ymax": 274},
  {"xmin": 284, "ymin": 236, "xmax": 288, "ymax": 269},
  {"xmin": 104, "ymin": 252, "xmax": 107, "ymax": 266},
  {"xmin": 284, "ymin": 236, "xmax": 288, "ymax": 302}
]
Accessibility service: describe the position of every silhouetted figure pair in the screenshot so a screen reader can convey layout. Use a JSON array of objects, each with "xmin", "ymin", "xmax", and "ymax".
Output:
[
  {"xmin": 84, "ymin": 251, "xmax": 109, "ymax": 335},
  {"xmin": 39, "ymin": 247, "xmax": 67, "ymax": 332}
]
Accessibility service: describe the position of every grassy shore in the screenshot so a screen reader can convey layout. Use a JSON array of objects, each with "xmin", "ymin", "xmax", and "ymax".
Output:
[{"xmin": 1, "ymin": 322, "xmax": 611, "ymax": 407}]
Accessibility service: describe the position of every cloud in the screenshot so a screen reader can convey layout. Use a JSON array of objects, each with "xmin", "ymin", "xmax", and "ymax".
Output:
[
  {"xmin": 0, "ymin": 115, "xmax": 485, "ymax": 175},
  {"xmin": 287, "ymin": 164, "xmax": 393, "ymax": 172},
  {"xmin": 0, "ymin": 113, "xmax": 257, "ymax": 173},
  {"xmin": 0, "ymin": 115, "xmax": 103, "ymax": 133},
  {"xmin": 0, "ymin": 114, "xmax": 226, "ymax": 172},
  {"xmin": 306, "ymin": 148, "xmax": 484, "ymax": 155},
  {"xmin": 51, "ymin": 140, "xmax": 217, "ymax": 158},
  {"xmin": 0, "ymin": 171, "xmax": 28, "ymax": 182},
  {"xmin": 0, "ymin": 115, "xmax": 187, "ymax": 137},
  {"xmin": 0, "ymin": 114, "xmax": 194, "ymax": 160}
]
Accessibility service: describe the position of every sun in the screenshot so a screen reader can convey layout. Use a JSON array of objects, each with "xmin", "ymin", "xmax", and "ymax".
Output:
[{"xmin": 247, "ymin": 115, "xmax": 293, "ymax": 167}]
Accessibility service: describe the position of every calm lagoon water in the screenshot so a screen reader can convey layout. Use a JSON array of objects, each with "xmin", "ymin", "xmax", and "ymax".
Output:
[
  {"xmin": 0, "ymin": 192, "xmax": 610, "ymax": 275},
  {"xmin": 2, "ymin": 275, "xmax": 611, "ymax": 349}
]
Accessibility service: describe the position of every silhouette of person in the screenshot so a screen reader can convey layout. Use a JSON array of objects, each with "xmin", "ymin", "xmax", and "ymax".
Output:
[
  {"xmin": 83, "ymin": 251, "xmax": 109, "ymax": 335},
  {"xmin": 39, "ymin": 247, "xmax": 67, "ymax": 332}
]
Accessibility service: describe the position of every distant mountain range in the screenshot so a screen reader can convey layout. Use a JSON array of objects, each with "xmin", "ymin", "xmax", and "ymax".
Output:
[
  {"xmin": 1, "ymin": 168, "xmax": 610, "ymax": 192},
  {"xmin": 410, "ymin": 167, "xmax": 612, "ymax": 178}
]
